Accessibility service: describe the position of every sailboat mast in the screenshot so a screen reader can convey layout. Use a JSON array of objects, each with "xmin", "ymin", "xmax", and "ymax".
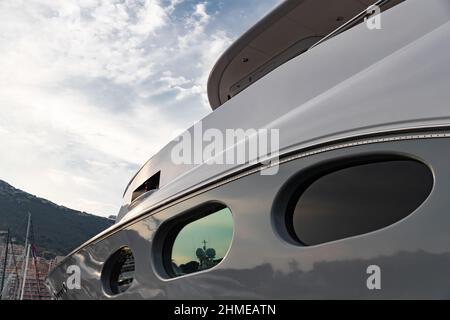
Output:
[
  {"xmin": 17, "ymin": 212, "xmax": 31, "ymax": 300},
  {"xmin": 19, "ymin": 244, "xmax": 30, "ymax": 300},
  {"xmin": 0, "ymin": 229, "xmax": 10, "ymax": 298}
]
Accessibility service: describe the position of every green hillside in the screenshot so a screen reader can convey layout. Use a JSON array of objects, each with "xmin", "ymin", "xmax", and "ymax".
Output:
[{"xmin": 0, "ymin": 180, "xmax": 114, "ymax": 259}]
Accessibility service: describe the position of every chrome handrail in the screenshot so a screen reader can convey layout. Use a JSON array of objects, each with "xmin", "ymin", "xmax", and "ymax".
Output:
[{"xmin": 309, "ymin": 0, "xmax": 390, "ymax": 50}]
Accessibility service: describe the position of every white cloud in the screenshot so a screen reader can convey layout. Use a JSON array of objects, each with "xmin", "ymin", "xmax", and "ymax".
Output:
[
  {"xmin": 167, "ymin": 0, "xmax": 184, "ymax": 13},
  {"xmin": 0, "ymin": 0, "xmax": 278, "ymax": 217},
  {"xmin": 177, "ymin": 2, "xmax": 210, "ymax": 49}
]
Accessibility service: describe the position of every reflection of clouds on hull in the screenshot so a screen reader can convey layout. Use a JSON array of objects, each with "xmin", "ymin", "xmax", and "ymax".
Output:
[{"xmin": 207, "ymin": 250, "xmax": 450, "ymax": 299}]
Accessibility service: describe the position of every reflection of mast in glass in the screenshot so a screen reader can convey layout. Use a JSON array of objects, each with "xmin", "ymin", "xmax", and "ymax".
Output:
[
  {"xmin": 169, "ymin": 206, "xmax": 233, "ymax": 277},
  {"xmin": 196, "ymin": 240, "xmax": 216, "ymax": 270}
]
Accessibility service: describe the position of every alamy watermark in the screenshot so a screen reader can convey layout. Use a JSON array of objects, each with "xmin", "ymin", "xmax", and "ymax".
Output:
[
  {"xmin": 170, "ymin": 122, "xmax": 280, "ymax": 175},
  {"xmin": 365, "ymin": 5, "xmax": 382, "ymax": 30},
  {"xmin": 66, "ymin": 265, "xmax": 81, "ymax": 290},
  {"xmin": 52, "ymin": 265, "xmax": 81, "ymax": 299},
  {"xmin": 366, "ymin": 265, "xmax": 381, "ymax": 290}
]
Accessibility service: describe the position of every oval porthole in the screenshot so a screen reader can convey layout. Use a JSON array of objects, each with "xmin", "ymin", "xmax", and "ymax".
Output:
[
  {"xmin": 284, "ymin": 157, "xmax": 433, "ymax": 246},
  {"xmin": 161, "ymin": 204, "xmax": 234, "ymax": 278},
  {"xmin": 101, "ymin": 246, "xmax": 135, "ymax": 295}
]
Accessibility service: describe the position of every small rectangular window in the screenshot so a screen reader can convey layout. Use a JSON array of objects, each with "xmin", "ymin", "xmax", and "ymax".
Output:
[{"xmin": 131, "ymin": 171, "xmax": 160, "ymax": 202}]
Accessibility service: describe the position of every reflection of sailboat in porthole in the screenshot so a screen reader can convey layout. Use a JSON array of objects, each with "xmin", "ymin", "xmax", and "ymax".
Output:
[
  {"xmin": 173, "ymin": 240, "xmax": 223, "ymax": 276},
  {"xmin": 196, "ymin": 240, "xmax": 217, "ymax": 270}
]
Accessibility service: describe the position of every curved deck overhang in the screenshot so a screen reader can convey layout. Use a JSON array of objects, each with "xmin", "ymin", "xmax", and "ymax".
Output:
[{"xmin": 207, "ymin": 0, "xmax": 384, "ymax": 110}]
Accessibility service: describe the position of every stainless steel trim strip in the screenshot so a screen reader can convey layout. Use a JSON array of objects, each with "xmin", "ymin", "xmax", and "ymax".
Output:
[{"xmin": 47, "ymin": 126, "xmax": 450, "ymax": 274}]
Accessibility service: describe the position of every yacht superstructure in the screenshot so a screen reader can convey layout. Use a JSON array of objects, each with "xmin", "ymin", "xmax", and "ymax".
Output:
[{"xmin": 46, "ymin": 0, "xmax": 450, "ymax": 299}]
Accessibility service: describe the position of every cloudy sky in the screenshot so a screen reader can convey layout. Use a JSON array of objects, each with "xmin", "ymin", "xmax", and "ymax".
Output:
[{"xmin": 0, "ymin": 0, "xmax": 280, "ymax": 217}]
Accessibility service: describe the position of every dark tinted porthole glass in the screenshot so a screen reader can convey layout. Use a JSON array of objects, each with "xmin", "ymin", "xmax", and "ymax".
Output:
[
  {"xmin": 289, "ymin": 159, "xmax": 433, "ymax": 246},
  {"xmin": 168, "ymin": 206, "xmax": 233, "ymax": 278},
  {"xmin": 102, "ymin": 246, "xmax": 135, "ymax": 295}
]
